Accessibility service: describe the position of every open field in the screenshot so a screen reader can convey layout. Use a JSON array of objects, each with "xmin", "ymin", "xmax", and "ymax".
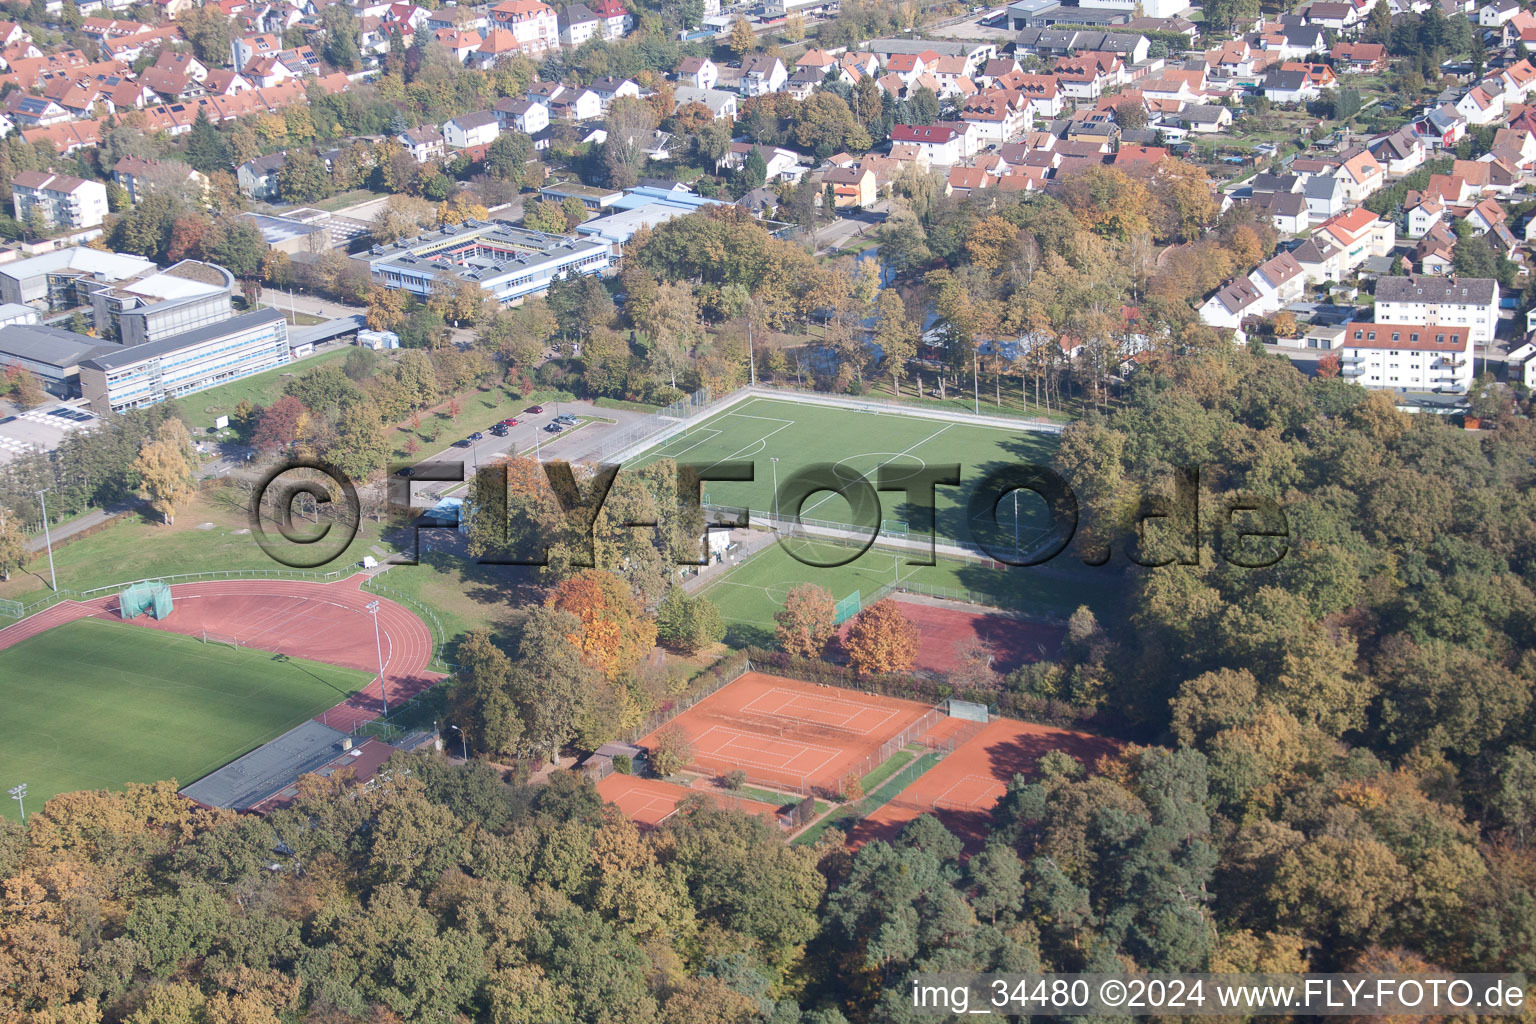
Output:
[
  {"xmin": 180, "ymin": 346, "xmax": 357, "ymax": 434},
  {"xmin": 628, "ymin": 396, "xmax": 1060, "ymax": 544},
  {"xmin": 639, "ymin": 671, "xmax": 936, "ymax": 795},
  {"xmin": 0, "ymin": 618, "xmax": 370, "ymax": 818},
  {"xmin": 850, "ymin": 717, "xmax": 1120, "ymax": 851}
]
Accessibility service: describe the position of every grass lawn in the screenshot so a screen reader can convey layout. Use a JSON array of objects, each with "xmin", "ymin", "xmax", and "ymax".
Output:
[
  {"xmin": 861, "ymin": 747, "xmax": 918, "ymax": 791},
  {"xmin": 0, "ymin": 618, "xmax": 371, "ymax": 818},
  {"xmin": 592, "ymin": 397, "xmax": 661, "ymax": 414},
  {"xmin": 360, "ymin": 555, "xmax": 534, "ymax": 661},
  {"xmin": 0, "ymin": 488, "xmax": 390, "ymax": 610},
  {"xmin": 180, "ymin": 346, "xmax": 357, "ymax": 435}
]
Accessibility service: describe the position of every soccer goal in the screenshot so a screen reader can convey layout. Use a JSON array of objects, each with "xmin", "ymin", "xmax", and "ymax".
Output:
[{"xmin": 947, "ymin": 698, "xmax": 990, "ymax": 723}]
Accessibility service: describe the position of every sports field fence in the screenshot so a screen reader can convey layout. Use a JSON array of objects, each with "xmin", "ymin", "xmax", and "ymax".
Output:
[
  {"xmin": 358, "ymin": 577, "xmax": 453, "ymax": 672},
  {"xmin": 619, "ymin": 654, "xmax": 755, "ymax": 745},
  {"xmin": 577, "ymin": 385, "xmax": 728, "ymax": 464}
]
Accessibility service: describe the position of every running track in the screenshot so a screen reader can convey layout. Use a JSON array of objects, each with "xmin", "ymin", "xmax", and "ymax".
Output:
[{"xmin": 0, "ymin": 575, "xmax": 443, "ymax": 732}]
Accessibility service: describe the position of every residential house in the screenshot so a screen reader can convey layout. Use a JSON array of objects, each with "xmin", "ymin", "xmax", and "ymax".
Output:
[
  {"xmin": 1251, "ymin": 191, "xmax": 1309, "ymax": 233},
  {"xmin": 672, "ymin": 85, "xmax": 736, "ymax": 120},
  {"xmin": 474, "ymin": 28, "xmax": 521, "ymax": 66},
  {"xmin": 1335, "ymin": 146, "xmax": 1385, "ymax": 202},
  {"xmin": 740, "ymin": 54, "xmax": 788, "ymax": 96},
  {"xmin": 890, "ymin": 123, "xmax": 976, "ymax": 165},
  {"xmin": 962, "ymin": 90, "xmax": 1031, "ymax": 141},
  {"xmin": 11, "ymin": 171, "xmax": 107, "ymax": 229},
  {"xmin": 1369, "ymin": 127, "xmax": 1426, "ymax": 176},
  {"xmin": 588, "ymin": 0, "xmax": 634, "ymax": 39},
  {"xmin": 494, "ymin": 96, "xmax": 550, "ymax": 134},
  {"xmin": 722, "ymin": 142, "xmax": 801, "ymax": 180},
  {"xmin": 1406, "ymin": 195, "xmax": 1445, "ymax": 237},
  {"xmin": 1331, "ymin": 40, "xmax": 1386, "ymax": 71},
  {"xmin": 1303, "ymin": 174, "xmax": 1346, "ymax": 219},
  {"xmin": 1456, "ymin": 84, "xmax": 1504, "ymax": 125},
  {"xmin": 548, "ymin": 88, "xmax": 602, "ymax": 121},
  {"xmin": 1263, "ymin": 67, "xmax": 1320, "ymax": 103},
  {"xmin": 559, "ymin": 3, "xmax": 602, "ymax": 46},
  {"xmin": 398, "ymin": 125, "xmax": 446, "ymax": 163},
  {"xmin": 236, "ymin": 152, "xmax": 284, "ymax": 199},
  {"xmin": 1480, "ymin": 0, "xmax": 1521, "ymax": 25},
  {"xmin": 1181, "ymin": 104, "xmax": 1234, "ymax": 132},
  {"xmin": 588, "ymin": 75, "xmax": 641, "ymax": 111},
  {"xmin": 676, "ymin": 56, "xmax": 717, "ymax": 90},
  {"xmin": 785, "ymin": 65, "xmax": 822, "ymax": 100},
  {"xmin": 822, "ymin": 165, "xmax": 876, "ymax": 207},
  {"xmin": 443, "ymin": 110, "xmax": 500, "ymax": 150}
]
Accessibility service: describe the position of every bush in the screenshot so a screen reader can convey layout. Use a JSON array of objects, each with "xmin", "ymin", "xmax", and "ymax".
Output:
[
  {"xmin": 723, "ymin": 769, "xmax": 747, "ymax": 790},
  {"xmin": 649, "ymin": 723, "xmax": 693, "ymax": 776},
  {"xmin": 612, "ymin": 754, "xmax": 633, "ymax": 775}
]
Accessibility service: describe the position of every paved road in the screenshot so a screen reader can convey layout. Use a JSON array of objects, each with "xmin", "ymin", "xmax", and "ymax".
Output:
[{"xmin": 263, "ymin": 291, "xmax": 366, "ymax": 322}]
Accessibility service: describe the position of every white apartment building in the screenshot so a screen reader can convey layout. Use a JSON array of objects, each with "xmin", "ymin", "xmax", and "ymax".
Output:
[
  {"xmin": 443, "ymin": 111, "xmax": 501, "ymax": 150},
  {"xmin": 1339, "ymin": 322, "xmax": 1474, "ymax": 394},
  {"xmin": 11, "ymin": 171, "xmax": 108, "ymax": 229},
  {"xmin": 1373, "ymin": 275, "xmax": 1499, "ymax": 349}
]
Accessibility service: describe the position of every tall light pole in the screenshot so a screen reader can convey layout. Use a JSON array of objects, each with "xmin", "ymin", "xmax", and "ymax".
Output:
[
  {"xmin": 365, "ymin": 600, "xmax": 388, "ymax": 717},
  {"xmin": 8, "ymin": 783, "xmax": 24, "ymax": 822},
  {"xmin": 770, "ymin": 457, "xmax": 780, "ymax": 524},
  {"xmin": 447, "ymin": 724, "xmax": 468, "ymax": 760},
  {"xmin": 973, "ymin": 348, "xmax": 980, "ymax": 415},
  {"xmin": 747, "ymin": 320, "xmax": 756, "ymax": 387},
  {"xmin": 35, "ymin": 490, "xmax": 55, "ymax": 592}
]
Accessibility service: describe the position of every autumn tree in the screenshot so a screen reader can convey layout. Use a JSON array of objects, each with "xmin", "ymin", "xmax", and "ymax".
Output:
[
  {"xmin": 0, "ymin": 507, "xmax": 26, "ymax": 581},
  {"xmin": 655, "ymin": 588, "xmax": 726, "ymax": 653},
  {"xmin": 251, "ymin": 395, "xmax": 310, "ymax": 453},
  {"xmin": 841, "ymin": 598, "xmax": 919, "ymax": 675},
  {"xmin": 774, "ymin": 583, "xmax": 837, "ymax": 658},
  {"xmin": 133, "ymin": 420, "xmax": 198, "ymax": 525},
  {"xmin": 446, "ymin": 630, "xmax": 522, "ymax": 758},
  {"xmin": 546, "ymin": 569, "xmax": 657, "ymax": 677},
  {"xmin": 650, "ymin": 723, "xmax": 693, "ymax": 776},
  {"xmin": 729, "ymin": 15, "xmax": 755, "ymax": 56}
]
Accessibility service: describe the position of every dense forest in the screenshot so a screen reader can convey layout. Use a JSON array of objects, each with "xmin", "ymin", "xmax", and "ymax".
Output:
[{"xmin": 5, "ymin": 345, "xmax": 1536, "ymax": 1023}]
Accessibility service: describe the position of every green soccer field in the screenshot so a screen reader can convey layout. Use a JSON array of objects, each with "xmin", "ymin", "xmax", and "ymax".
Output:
[
  {"xmin": 0, "ymin": 619, "xmax": 372, "ymax": 819},
  {"xmin": 628, "ymin": 397, "xmax": 1061, "ymax": 550}
]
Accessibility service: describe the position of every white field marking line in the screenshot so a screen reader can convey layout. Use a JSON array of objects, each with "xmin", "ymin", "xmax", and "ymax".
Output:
[
  {"xmin": 655, "ymin": 427, "xmax": 722, "ymax": 460},
  {"xmin": 693, "ymin": 725, "xmax": 840, "ymax": 776},
  {"xmin": 799, "ymin": 424, "xmax": 955, "ymax": 520},
  {"xmin": 932, "ymin": 775, "xmax": 1008, "ymax": 809},
  {"xmin": 703, "ymin": 416, "xmax": 797, "ymax": 475}
]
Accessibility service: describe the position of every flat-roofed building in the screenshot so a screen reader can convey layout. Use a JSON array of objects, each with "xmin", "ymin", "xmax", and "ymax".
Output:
[
  {"xmin": 82, "ymin": 260, "xmax": 235, "ymax": 346},
  {"xmin": 352, "ymin": 220, "xmax": 614, "ymax": 306},
  {"xmin": 0, "ymin": 322, "xmax": 113, "ymax": 396},
  {"xmin": 79, "ymin": 306, "xmax": 290, "ymax": 414},
  {"xmin": 0, "ymin": 247, "xmax": 157, "ymax": 307}
]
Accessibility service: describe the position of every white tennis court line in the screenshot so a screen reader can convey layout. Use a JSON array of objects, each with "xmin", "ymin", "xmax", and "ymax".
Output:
[
  {"xmin": 694, "ymin": 725, "xmax": 839, "ymax": 777},
  {"xmin": 933, "ymin": 775, "xmax": 1007, "ymax": 809},
  {"xmin": 741, "ymin": 687, "xmax": 901, "ymax": 735}
]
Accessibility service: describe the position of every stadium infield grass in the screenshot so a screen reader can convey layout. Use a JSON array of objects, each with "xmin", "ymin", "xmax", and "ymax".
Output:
[{"xmin": 0, "ymin": 618, "xmax": 371, "ymax": 818}]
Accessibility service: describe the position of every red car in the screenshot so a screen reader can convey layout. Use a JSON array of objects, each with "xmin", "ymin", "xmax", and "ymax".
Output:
[
  {"xmin": 527, "ymin": 405, "xmax": 545, "ymax": 414},
  {"xmin": 500, "ymin": 417, "xmax": 519, "ymax": 426}
]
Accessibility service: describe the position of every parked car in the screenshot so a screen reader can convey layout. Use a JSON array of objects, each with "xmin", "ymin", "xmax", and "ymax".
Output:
[
  {"xmin": 451, "ymin": 439, "xmax": 473, "ymax": 448},
  {"xmin": 554, "ymin": 413, "xmax": 578, "ymax": 425},
  {"xmin": 544, "ymin": 422, "xmax": 564, "ymax": 433},
  {"xmin": 395, "ymin": 466, "xmax": 415, "ymax": 477},
  {"xmin": 490, "ymin": 424, "xmax": 508, "ymax": 436},
  {"xmin": 526, "ymin": 405, "xmax": 545, "ymax": 414},
  {"xmin": 469, "ymin": 431, "xmax": 484, "ymax": 440},
  {"xmin": 500, "ymin": 417, "xmax": 519, "ymax": 427}
]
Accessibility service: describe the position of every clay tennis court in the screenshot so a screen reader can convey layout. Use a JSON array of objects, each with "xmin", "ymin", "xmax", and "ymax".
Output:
[
  {"xmin": 854, "ymin": 596, "xmax": 1064, "ymax": 676},
  {"xmin": 851, "ymin": 716, "xmax": 1119, "ymax": 851},
  {"xmin": 0, "ymin": 575, "xmax": 442, "ymax": 732},
  {"xmin": 595, "ymin": 773, "xmax": 783, "ymax": 828},
  {"xmin": 639, "ymin": 672, "xmax": 934, "ymax": 794}
]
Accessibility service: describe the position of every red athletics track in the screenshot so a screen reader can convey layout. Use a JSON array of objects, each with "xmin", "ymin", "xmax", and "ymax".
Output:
[
  {"xmin": 849, "ymin": 716, "xmax": 1120, "ymax": 852},
  {"xmin": 0, "ymin": 575, "xmax": 442, "ymax": 732}
]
